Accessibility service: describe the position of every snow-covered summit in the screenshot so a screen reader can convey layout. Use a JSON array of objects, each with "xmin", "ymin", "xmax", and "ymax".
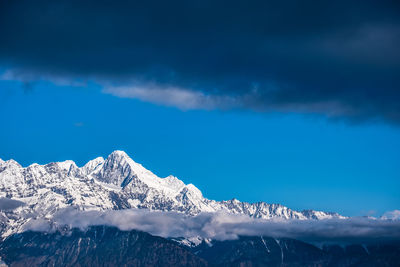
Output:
[
  {"xmin": 81, "ymin": 156, "xmax": 104, "ymax": 175},
  {"xmin": 0, "ymin": 151, "xmax": 344, "ymax": 236}
]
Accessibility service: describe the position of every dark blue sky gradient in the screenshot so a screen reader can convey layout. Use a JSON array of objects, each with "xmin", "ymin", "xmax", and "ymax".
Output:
[{"xmin": 1, "ymin": 79, "xmax": 399, "ymax": 216}]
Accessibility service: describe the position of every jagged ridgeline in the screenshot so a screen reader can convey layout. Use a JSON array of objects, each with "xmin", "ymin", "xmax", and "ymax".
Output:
[
  {"xmin": 0, "ymin": 151, "xmax": 399, "ymax": 266},
  {"xmin": 0, "ymin": 150, "xmax": 342, "ymax": 237}
]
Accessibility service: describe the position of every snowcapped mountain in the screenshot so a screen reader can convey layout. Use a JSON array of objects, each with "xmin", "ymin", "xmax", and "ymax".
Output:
[{"xmin": 0, "ymin": 151, "xmax": 342, "ymax": 236}]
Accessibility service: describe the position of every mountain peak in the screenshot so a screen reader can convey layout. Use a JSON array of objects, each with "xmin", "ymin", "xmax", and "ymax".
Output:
[
  {"xmin": 1, "ymin": 159, "xmax": 22, "ymax": 169},
  {"xmin": 104, "ymin": 150, "xmax": 136, "ymax": 165},
  {"xmin": 108, "ymin": 150, "xmax": 130, "ymax": 159},
  {"xmin": 82, "ymin": 157, "xmax": 105, "ymax": 175},
  {"xmin": 0, "ymin": 151, "xmax": 345, "ymax": 239},
  {"xmin": 56, "ymin": 160, "xmax": 77, "ymax": 171},
  {"xmin": 93, "ymin": 151, "xmax": 136, "ymax": 186}
]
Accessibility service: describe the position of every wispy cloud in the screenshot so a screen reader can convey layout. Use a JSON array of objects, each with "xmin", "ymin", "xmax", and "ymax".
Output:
[
  {"xmin": 382, "ymin": 210, "xmax": 400, "ymax": 220},
  {"xmin": 103, "ymin": 85, "xmax": 239, "ymax": 111},
  {"xmin": 23, "ymin": 208, "xmax": 400, "ymax": 243},
  {"xmin": 1, "ymin": 1, "xmax": 399, "ymax": 123},
  {"xmin": 0, "ymin": 69, "xmax": 86, "ymax": 88}
]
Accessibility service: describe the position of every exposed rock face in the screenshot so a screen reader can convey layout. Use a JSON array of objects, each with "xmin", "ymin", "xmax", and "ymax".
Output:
[
  {"xmin": 0, "ymin": 151, "xmax": 342, "ymax": 237},
  {"xmin": 0, "ymin": 226, "xmax": 208, "ymax": 267},
  {"xmin": 1, "ymin": 228, "xmax": 399, "ymax": 267},
  {"xmin": 182, "ymin": 236, "xmax": 400, "ymax": 267}
]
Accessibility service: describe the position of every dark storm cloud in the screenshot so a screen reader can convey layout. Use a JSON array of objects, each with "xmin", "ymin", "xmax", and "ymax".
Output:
[
  {"xmin": 0, "ymin": 0, "xmax": 399, "ymax": 122},
  {"xmin": 24, "ymin": 208, "xmax": 400, "ymax": 243}
]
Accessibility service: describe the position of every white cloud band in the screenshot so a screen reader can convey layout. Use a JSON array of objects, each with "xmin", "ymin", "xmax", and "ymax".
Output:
[{"xmin": 23, "ymin": 208, "xmax": 400, "ymax": 242}]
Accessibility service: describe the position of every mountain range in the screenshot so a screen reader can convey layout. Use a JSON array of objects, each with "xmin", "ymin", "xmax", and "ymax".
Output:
[
  {"xmin": 1, "ymin": 151, "xmax": 399, "ymax": 266},
  {"xmin": 0, "ymin": 150, "xmax": 342, "ymax": 237}
]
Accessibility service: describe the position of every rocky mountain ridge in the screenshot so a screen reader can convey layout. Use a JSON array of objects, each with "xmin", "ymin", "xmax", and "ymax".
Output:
[{"xmin": 0, "ymin": 151, "xmax": 342, "ymax": 237}]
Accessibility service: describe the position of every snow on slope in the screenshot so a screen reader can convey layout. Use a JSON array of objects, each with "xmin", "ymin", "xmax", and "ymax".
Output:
[{"xmin": 0, "ymin": 151, "xmax": 343, "ymax": 236}]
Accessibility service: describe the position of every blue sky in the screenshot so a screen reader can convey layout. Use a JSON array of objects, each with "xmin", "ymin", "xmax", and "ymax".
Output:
[{"xmin": 1, "ymin": 78, "xmax": 399, "ymax": 217}]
